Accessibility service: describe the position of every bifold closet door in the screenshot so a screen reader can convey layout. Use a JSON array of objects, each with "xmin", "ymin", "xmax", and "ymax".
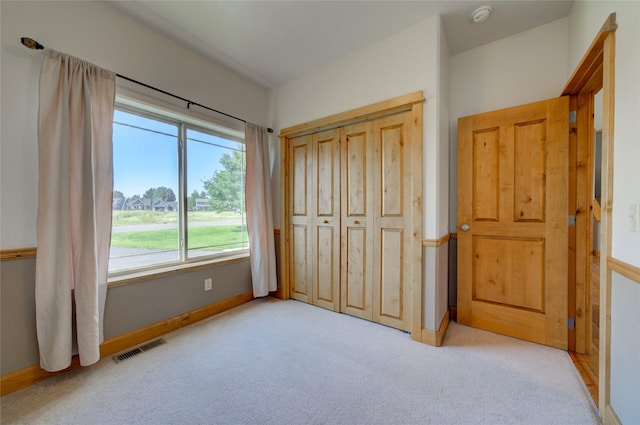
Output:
[
  {"xmin": 289, "ymin": 134, "xmax": 313, "ymax": 303},
  {"xmin": 312, "ymin": 130, "xmax": 340, "ymax": 311},
  {"xmin": 372, "ymin": 112, "xmax": 413, "ymax": 332},
  {"xmin": 340, "ymin": 122, "xmax": 374, "ymax": 320},
  {"xmin": 290, "ymin": 111, "xmax": 413, "ymax": 331},
  {"xmin": 289, "ymin": 130, "xmax": 340, "ymax": 311}
]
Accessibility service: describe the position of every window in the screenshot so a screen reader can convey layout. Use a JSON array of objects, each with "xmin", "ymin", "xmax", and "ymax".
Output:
[{"xmin": 109, "ymin": 103, "xmax": 248, "ymax": 274}]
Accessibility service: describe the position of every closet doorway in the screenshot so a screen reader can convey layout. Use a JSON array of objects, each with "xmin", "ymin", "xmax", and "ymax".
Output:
[{"xmin": 278, "ymin": 92, "xmax": 424, "ymax": 336}]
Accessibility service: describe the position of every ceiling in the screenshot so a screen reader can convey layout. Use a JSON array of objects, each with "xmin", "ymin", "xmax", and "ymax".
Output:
[{"xmin": 107, "ymin": 1, "xmax": 573, "ymax": 89}]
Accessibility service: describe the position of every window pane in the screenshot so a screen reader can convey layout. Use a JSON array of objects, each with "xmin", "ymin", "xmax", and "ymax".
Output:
[
  {"xmin": 110, "ymin": 110, "xmax": 180, "ymax": 271},
  {"xmin": 186, "ymin": 128, "xmax": 248, "ymax": 259}
]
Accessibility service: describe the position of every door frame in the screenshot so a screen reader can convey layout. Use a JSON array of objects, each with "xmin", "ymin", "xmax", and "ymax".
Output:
[
  {"xmin": 276, "ymin": 91, "xmax": 425, "ymax": 339},
  {"xmin": 562, "ymin": 13, "xmax": 616, "ymax": 419}
]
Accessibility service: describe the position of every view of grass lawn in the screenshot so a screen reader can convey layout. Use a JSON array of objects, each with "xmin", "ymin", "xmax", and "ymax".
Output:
[
  {"xmin": 111, "ymin": 224, "xmax": 248, "ymax": 250},
  {"xmin": 112, "ymin": 210, "xmax": 242, "ymax": 227}
]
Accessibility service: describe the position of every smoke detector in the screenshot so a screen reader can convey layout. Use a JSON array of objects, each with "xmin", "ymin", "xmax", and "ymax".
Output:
[{"xmin": 471, "ymin": 5, "xmax": 492, "ymax": 23}]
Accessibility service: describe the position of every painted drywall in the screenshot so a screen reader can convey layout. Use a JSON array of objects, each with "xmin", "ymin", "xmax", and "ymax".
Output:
[
  {"xmin": 448, "ymin": 18, "xmax": 570, "ymax": 232},
  {"xmin": 568, "ymin": 3, "xmax": 640, "ymax": 423},
  {"xmin": 610, "ymin": 272, "xmax": 640, "ymax": 424},
  {"xmin": 1, "ymin": 257, "xmax": 252, "ymax": 374},
  {"xmin": 0, "ymin": 1, "xmax": 264, "ymax": 375},
  {"xmin": 0, "ymin": 0, "xmax": 270, "ymax": 249},
  {"xmin": 437, "ymin": 20, "xmax": 451, "ymax": 238},
  {"xmin": 423, "ymin": 244, "xmax": 449, "ymax": 331}
]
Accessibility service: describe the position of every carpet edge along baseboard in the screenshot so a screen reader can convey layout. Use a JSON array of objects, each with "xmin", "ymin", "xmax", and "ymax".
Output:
[{"xmin": 0, "ymin": 291, "xmax": 254, "ymax": 396}]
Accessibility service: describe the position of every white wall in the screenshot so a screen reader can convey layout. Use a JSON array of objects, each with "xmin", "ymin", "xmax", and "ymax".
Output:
[
  {"xmin": 437, "ymin": 21, "xmax": 450, "ymax": 238},
  {"xmin": 0, "ymin": 0, "xmax": 269, "ymax": 249},
  {"xmin": 568, "ymin": 2, "xmax": 640, "ymax": 423},
  {"xmin": 610, "ymin": 272, "xmax": 640, "ymax": 425},
  {"xmin": 448, "ymin": 18, "xmax": 570, "ymax": 231}
]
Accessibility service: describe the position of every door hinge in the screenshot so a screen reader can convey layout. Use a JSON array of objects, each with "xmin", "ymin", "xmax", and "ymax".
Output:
[
  {"xmin": 569, "ymin": 110, "xmax": 577, "ymax": 123},
  {"xmin": 568, "ymin": 317, "xmax": 575, "ymax": 329},
  {"xmin": 568, "ymin": 214, "xmax": 576, "ymax": 226}
]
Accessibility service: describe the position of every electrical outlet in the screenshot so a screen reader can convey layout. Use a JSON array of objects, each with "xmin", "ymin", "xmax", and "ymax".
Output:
[{"xmin": 204, "ymin": 278, "xmax": 213, "ymax": 291}]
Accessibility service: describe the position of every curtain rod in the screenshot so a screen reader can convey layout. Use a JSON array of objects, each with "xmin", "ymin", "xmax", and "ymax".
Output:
[{"xmin": 20, "ymin": 37, "xmax": 273, "ymax": 133}]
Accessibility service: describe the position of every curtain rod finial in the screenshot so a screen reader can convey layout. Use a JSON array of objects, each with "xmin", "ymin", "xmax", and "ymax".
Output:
[{"xmin": 21, "ymin": 37, "xmax": 44, "ymax": 50}]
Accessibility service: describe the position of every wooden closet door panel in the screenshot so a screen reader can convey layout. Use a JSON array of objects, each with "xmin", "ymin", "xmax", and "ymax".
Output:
[
  {"xmin": 373, "ymin": 112, "xmax": 412, "ymax": 331},
  {"xmin": 290, "ymin": 135, "xmax": 313, "ymax": 303},
  {"xmin": 313, "ymin": 130, "xmax": 340, "ymax": 311},
  {"xmin": 341, "ymin": 122, "xmax": 373, "ymax": 320}
]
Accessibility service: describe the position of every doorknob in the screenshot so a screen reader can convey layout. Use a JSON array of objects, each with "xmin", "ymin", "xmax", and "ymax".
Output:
[{"xmin": 460, "ymin": 224, "xmax": 470, "ymax": 232}]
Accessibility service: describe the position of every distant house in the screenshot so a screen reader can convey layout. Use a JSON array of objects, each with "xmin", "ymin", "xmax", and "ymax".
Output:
[
  {"xmin": 121, "ymin": 198, "xmax": 177, "ymax": 211},
  {"xmin": 152, "ymin": 199, "xmax": 178, "ymax": 212},
  {"xmin": 125, "ymin": 198, "xmax": 151, "ymax": 211},
  {"xmin": 194, "ymin": 198, "xmax": 211, "ymax": 211}
]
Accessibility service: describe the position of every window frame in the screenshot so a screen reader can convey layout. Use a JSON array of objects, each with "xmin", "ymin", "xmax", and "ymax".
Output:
[{"xmin": 108, "ymin": 98, "xmax": 249, "ymax": 280}]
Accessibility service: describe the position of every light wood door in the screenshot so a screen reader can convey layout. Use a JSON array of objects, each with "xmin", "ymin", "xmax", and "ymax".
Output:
[
  {"xmin": 457, "ymin": 97, "xmax": 569, "ymax": 349},
  {"xmin": 312, "ymin": 129, "xmax": 341, "ymax": 311},
  {"xmin": 290, "ymin": 134, "xmax": 313, "ymax": 303},
  {"xmin": 341, "ymin": 121, "xmax": 374, "ymax": 320},
  {"xmin": 289, "ymin": 130, "xmax": 340, "ymax": 310},
  {"xmin": 372, "ymin": 112, "xmax": 413, "ymax": 331}
]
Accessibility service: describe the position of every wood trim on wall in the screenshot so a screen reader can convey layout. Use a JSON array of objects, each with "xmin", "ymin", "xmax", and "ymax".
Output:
[
  {"xmin": 410, "ymin": 101, "xmax": 424, "ymax": 341},
  {"xmin": 421, "ymin": 310, "xmax": 450, "ymax": 347},
  {"xmin": 608, "ymin": 257, "xmax": 640, "ymax": 284},
  {"xmin": 0, "ymin": 291, "xmax": 254, "ymax": 396},
  {"xmin": 1, "ymin": 249, "xmax": 251, "ymax": 288},
  {"xmin": 0, "ymin": 247, "xmax": 37, "ymax": 260},
  {"xmin": 108, "ymin": 254, "xmax": 249, "ymax": 288},
  {"xmin": 604, "ymin": 405, "xmax": 623, "ymax": 425},
  {"xmin": 562, "ymin": 13, "xmax": 617, "ymax": 96},
  {"xmin": 568, "ymin": 94, "xmax": 578, "ymax": 353},
  {"xmin": 599, "ymin": 24, "xmax": 615, "ymax": 422},
  {"xmin": 279, "ymin": 91, "xmax": 425, "ymax": 138},
  {"xmin": 422, "ymin": 234, "xmax": 450, "ymax": 247},
  {"xmin": 562, "ymin": 13, "xmax": 617, "ymax": 422},
  {"xmin": 275, "ymin": 132, "xmax": 290, "ymax": 302},
  {"xmin": 573, "ymin": 90, "xmax": 595, "ymax": 354}
]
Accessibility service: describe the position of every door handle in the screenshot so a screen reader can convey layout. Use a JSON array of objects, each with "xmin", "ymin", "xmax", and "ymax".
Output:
[{"xmin": 460, "ymin": 224, "xmax": 470, "ymax": 232}]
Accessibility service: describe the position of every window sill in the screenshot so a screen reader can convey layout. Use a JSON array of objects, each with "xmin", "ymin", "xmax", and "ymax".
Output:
[{"xmin": 107, "ymin": 253, "xmax": 250, "ymax": 288}]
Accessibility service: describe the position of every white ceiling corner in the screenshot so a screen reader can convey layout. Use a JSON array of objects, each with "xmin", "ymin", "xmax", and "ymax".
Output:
[{"xmin": 106, "ymin": 0, "xmax": 573, "ymax": 89}]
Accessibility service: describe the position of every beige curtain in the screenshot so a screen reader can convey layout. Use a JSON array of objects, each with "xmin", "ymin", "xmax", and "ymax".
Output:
[
  {"xmin": 245, "ymin": 123, "xmax": 277, "ymax": 297},
  {"xmin": 35, "ymin": 49, "xmax": 115, "ymax": 372}
]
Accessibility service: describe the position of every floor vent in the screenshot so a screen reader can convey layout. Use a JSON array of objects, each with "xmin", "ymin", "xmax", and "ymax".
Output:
[{"xmin": 113, "ymin": 338, "xmax": 166, "ymax": 363}]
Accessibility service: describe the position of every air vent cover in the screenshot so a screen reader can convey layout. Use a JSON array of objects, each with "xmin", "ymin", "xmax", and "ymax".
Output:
[{"xmin": 113, "ymin": 338, "xmax": 166, "ymax": 363}]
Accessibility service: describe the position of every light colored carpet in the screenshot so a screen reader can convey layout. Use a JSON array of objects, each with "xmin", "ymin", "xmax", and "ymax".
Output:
[{"xmin": 1, "ymin": 297, "xmax": 600, "ymax": 425}]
